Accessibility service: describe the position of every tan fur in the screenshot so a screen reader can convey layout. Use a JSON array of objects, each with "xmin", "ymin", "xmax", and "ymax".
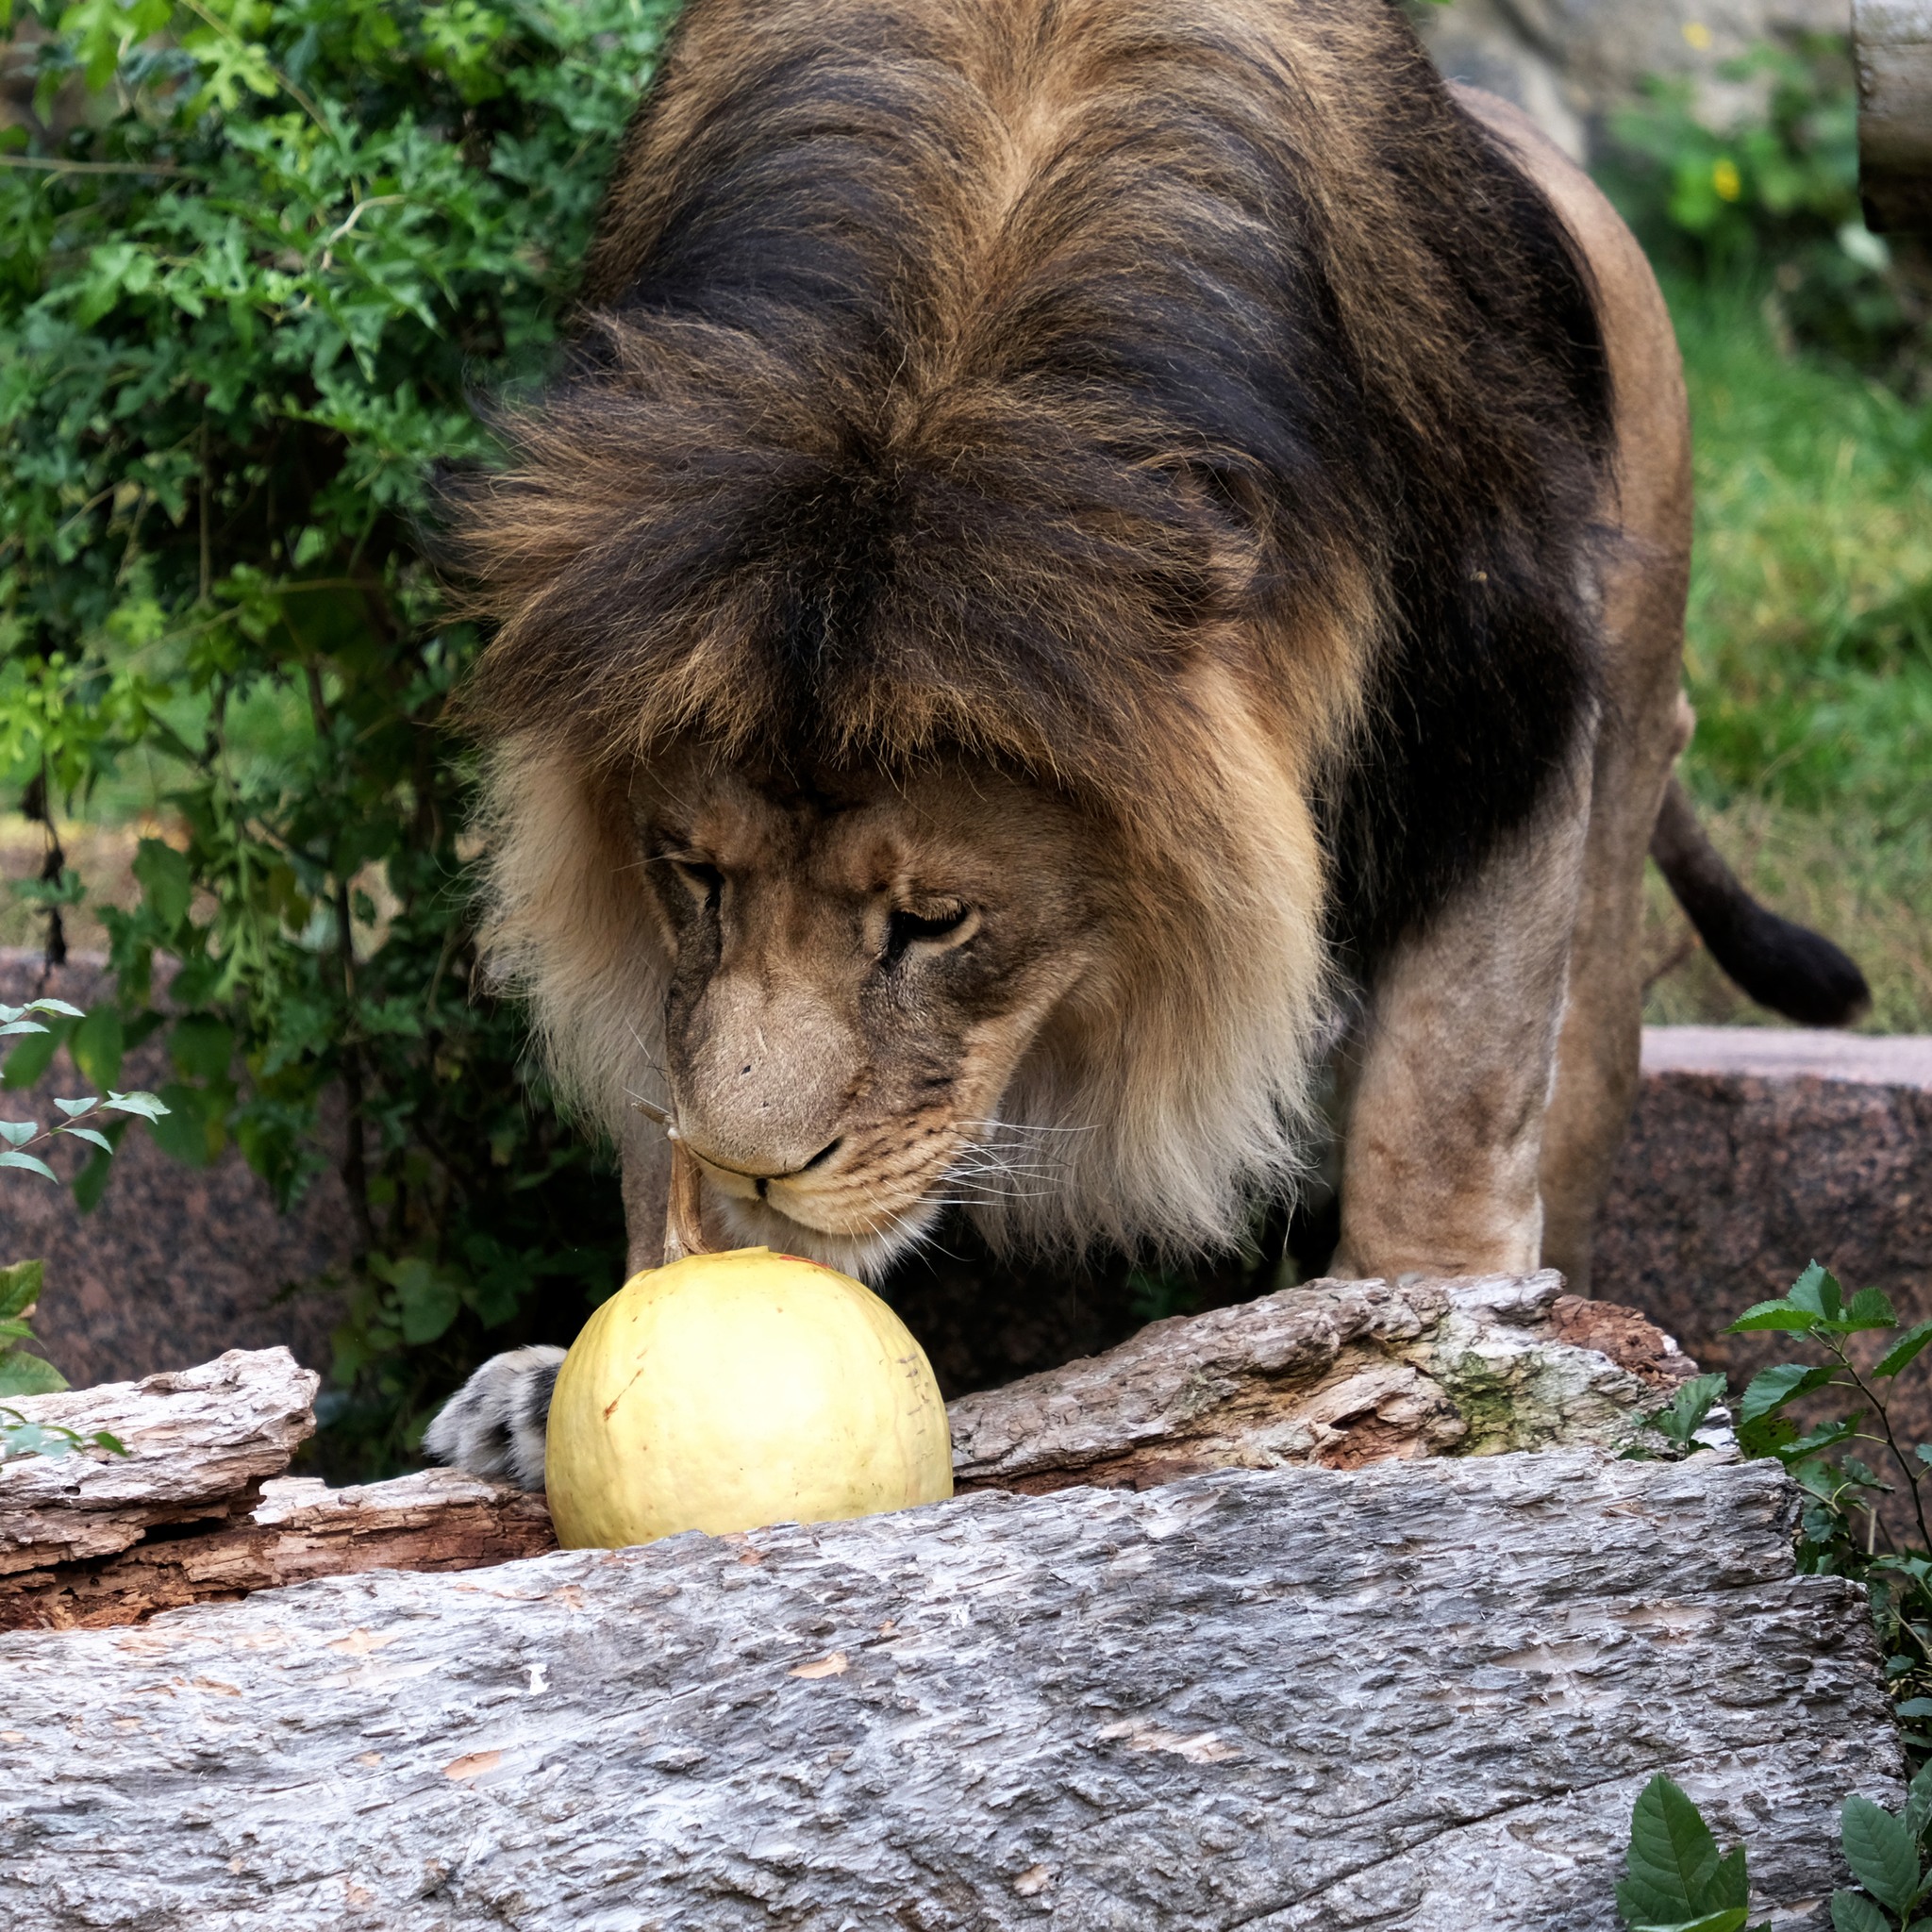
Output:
[{"xmin": 1331, "ymin": 92, "xmax": 1692, "ymax": 1291}]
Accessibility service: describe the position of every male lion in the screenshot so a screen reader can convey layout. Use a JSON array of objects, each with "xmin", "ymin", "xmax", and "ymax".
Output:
[{"xmin": 425, "ymin": 0, "xmax": 1865, "ymax": 1487}]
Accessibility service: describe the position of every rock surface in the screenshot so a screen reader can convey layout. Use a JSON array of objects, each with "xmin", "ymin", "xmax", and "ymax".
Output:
[{"xmin": 0, "ymin": 1453, "xmax": 1898, "ymax": 1931}]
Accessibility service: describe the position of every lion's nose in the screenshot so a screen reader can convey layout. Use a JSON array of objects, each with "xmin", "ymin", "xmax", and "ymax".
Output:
[{"xmin": 677, "ymin": 1135, "xmax": 841, "ymax": 1188}]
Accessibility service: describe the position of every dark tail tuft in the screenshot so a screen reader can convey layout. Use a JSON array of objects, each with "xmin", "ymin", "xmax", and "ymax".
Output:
[{"xmin": 1650, "ymin": 777, "xmax": 1871, "ymax": 1028}]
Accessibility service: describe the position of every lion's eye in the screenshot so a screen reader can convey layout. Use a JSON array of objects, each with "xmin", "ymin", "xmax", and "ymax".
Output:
[
  {"xmin": 886, "ymin": 902, "xmax": 974, "ymax": 960},
  {"xmin": 667, "ymin": 856, "xmax": 724, "ymax": 908}
]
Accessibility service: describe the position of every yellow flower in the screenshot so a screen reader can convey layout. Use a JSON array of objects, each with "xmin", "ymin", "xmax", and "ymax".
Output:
[
  {"xmin": 1682, "ymin": 21, "xmax": 1713, "ymax": 49},
  {"xmin": 1712, "ymin": 158, "xmax": 1742, "ymax": 202}
]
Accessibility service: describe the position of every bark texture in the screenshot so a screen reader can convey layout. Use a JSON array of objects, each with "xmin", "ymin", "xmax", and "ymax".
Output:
[
  {"xmin": 949, "ymin": 1270, "xmax": 1692, "ymax": 1491},
  {"xmin": 0, "ymin": 1469, "xmax": 556, "ymax": 1631},
  {"xmin": 0, "ymin": 1453, "xmax": 1899, "ymax": 1931},
  {"xmin": 0, "ymin": 1347, "xmax": 316, "ymax": 1574},
  {"xmin": 0, "ymin": 1274, "xmax": 1693, "ymax": 1629}
]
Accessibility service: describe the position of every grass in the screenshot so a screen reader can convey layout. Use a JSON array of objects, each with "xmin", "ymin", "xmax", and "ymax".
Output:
[{"xmin": 1641, "ymin": 275, "xmax": 1932, "ymax": 1033}]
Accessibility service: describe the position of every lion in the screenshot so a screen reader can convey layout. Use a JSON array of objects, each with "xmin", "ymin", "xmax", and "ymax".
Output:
[{"xmin": 424, "ymin": 0, "xmax": 1867, "ymax": 1490}]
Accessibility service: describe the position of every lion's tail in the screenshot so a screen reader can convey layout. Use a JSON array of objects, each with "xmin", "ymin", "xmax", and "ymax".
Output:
[{"xmin": 1650, "ymin": 775, "xmax": 1871, "ymax": 1027}]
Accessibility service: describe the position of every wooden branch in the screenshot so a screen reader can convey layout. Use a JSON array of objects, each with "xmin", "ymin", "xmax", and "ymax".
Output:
[
  {"xmin": 0, "ymin": 1455, "xmax": 1899, "ymax": 1929},
  {"xmin": 0, "ymin": 1348, "xmax": 317, "ymax": 1575},
  {"xmin": 948, "ymin": 1270, "xmax": 1689, "ymax": 1492},
  {"xmin": 0, "ymin": 1469, "xmax": 556, "ymax": 1632},
  {"xmin": 1857, "ymin": 0, "xmax": 1932, "ymax": 231}
]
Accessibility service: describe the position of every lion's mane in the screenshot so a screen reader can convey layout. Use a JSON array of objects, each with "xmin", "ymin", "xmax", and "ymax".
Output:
[{"xmin": 441, "ymin": 0, "xmax": 1614, "ymax": 1259}]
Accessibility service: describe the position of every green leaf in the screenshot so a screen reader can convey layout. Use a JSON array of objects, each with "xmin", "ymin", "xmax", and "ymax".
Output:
[
  {"xmin": 1619, "ymin": 1776, "xmax": 1749, "ymax": 1926},
  {"xmin": 23, "ymin": 999, "xmax": 85, "ymax": 1021},
  {"xmin": 2, "ymin": 1024, "xmax": 67, "ymax": 1091},
  {"xmin": 1833, "ymin": 1890, "xmax": 1896, "ymax": 1932},
  {"xmin": 1875, "ymin": 1324, "xmax": 1932, "ymax": 1379},
  {"xmin": 1842, "ymin": 1796, "xmax": 1921, "ymax": 1913},
  {"xmin": 58, "ymin": 1126, "xmax": 115, "ymax": 1155},
  {"xmin": 1740, "ymin": 1363, "xmax": 1838, "ymax": 1424},
  {"xmin": 168, "ymin": 1018, "xmax": 235, "ymax": 1082},
  {"xmin": 54, "ymin": 1096, "xmax": 98, "ymax": 1117},
  {"xmin": 1905, "ymin": 1760, "xmax": 1932, "ymax": 1841},
  {"xmin": 1844, "ymin": 1287, "xmax": 1899, "ymax": 1332},
  {"xmin": 0, "ymin": 1120, "xmax": 37, "ymax": 1148},
  {"xmin": 1727, "ymin": 1302, "xmax": 1824, "ymax": 1333},
  {"xmin": 0, "ymin": 1346, "xmax": 69, "ymax": 1398},
  {"xmin": 379, "ymin": 1257, "xmax": 463, "ymax": 1345},
  {"xmin": 0, "ymin": 1259, "xmax": 45, "ymax": 1322},
  {"xmin": 1647, "ymin": 1372, "xmax": 1731, "ymax": 1447},
  {"xmin": 1630, "ymin": 1913, "xmax": 1749, "ymax": 1932},
  {"xmin": 132, "ymin": 840, "xmax": 193, "ymax": 931},
  {"xmin": 1787, "ymin": 1261, "xmax": 1840, "ymax": 1317},
  {"xmin": 145, "ymin": 1084, "xmax": 224, "ymax": 1168},
  {"xmin": 0, "ymin": 1149, "xmax": 59, "ymax": 1181},
  {"xmin": 102, "ymin": 1091, "xmax": 170, "ymax": 1122},
  {"xmin": 69, "ymin": 1008, "xmax": 125, "ymax": 1093}
]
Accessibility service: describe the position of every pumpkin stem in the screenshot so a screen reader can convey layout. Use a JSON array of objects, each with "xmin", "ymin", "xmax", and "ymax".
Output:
[{"xmin": 663, "ymin": 1139, "xmax": 709, "ymax": 1261}]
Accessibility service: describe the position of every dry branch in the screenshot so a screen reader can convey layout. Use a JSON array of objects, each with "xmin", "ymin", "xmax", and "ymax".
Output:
[{"xmin": 0, "ymin": 1347, "xmax": 316, "ymax": 1575}]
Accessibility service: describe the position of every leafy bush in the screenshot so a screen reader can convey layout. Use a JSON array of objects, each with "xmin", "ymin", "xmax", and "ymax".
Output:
[
  {"xmin": 1614, "ymin": 1263, "xmax": 1932, "ymax": 1928},
  {"xmin": 1599, "ymin": 35, "xmax": 1929, "ymax": 385},
  {"xmin": 0, "ymin": 0, "xmax": 682, "ymax": 1474}
]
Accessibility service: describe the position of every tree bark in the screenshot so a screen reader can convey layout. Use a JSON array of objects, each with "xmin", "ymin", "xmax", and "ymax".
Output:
[
  {"xmin": 0, "ymin": 1274, "xmax": 1699, "ymax": 1629},
  {"xmin": 0, "ymin": 1468, "xmax": 556, "ymax": 1631},
  {"xmin": 0, "ymin": 1453, "xmax": 1899, "ymax": 1931},
  {"xmin": 0, "ymin": 1348, "xmax": 316, "ymax": 1574}
]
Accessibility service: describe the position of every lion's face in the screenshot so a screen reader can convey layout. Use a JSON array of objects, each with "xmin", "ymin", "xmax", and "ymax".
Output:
[{"xmin": 631, "ymin": 749, "xmax": 1106, "ymax": 1270}]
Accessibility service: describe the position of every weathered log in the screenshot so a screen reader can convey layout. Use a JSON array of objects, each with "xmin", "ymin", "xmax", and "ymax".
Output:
[
  {"xmin": 0, "ymin": 1274, "xmax": 1693, "ymax": 1628},
  {"xmin": 1857, "ymin": 0, "xmax": 1932, "ymax": 231},
  {"xmin": 0, "ymin": 1282, "xmax": 1692, "ymax": 1630},
  {"xmin": 0, "ymin": 1453, "xmax": 1899, "ymax": 1930},
  {"xmin": 0, "ymin": 1347, "xmax": 316, "ymax": 1575},
  {"xmin": 948, "ymin": 1269, "xmax": 1693, "ymax": 1491},
  {"xmin": 0, "ymin": 1468, "xmax": 556, "ymax": 1631}
]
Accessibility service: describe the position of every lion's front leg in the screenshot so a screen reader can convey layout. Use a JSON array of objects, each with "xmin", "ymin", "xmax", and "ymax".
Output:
[{"xmin": 1331, "ymin": 778, "xmax": 1591, "ymax": 1282}]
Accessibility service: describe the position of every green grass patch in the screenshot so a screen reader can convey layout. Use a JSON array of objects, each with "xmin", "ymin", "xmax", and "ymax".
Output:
[{"xmin": 1644, "ymin": 275, "xmax": 1932, "ymax": 1032}]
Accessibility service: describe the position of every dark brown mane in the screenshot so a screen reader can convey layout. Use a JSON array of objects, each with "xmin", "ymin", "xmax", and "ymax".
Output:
[{"xmin": 442, "ymin": 0, "xmax": 1612, "ymax": 963}]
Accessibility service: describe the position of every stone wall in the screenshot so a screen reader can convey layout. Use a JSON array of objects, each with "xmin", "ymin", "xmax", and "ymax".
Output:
[{"xmin": 0, "ymin": 951, "xmax": 349, "ymax": 1391}]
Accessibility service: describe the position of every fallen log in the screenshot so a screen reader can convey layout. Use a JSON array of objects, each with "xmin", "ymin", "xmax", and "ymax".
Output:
[
  {"xmin": 0, "ymin": 1453, "xmax": 1899, "ymax": 1931},
  {"xmin": 0, "ymin": 1348, "xmax": 316, "ymax": 1575},
  {"xmin": 948, "ymin": 1269, "xmax": 1693, "ymax": 1491},
  {"xmin": 0, "ymin": 1468, "xmax": 558, "ymax": 1632},
  {"xmin": 0, "ymin": 1273, "xmax": 1691, "ymax": 1627}
]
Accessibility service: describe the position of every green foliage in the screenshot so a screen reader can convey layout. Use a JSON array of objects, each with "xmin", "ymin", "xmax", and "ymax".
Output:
[
  {"xmin": 1598, "ymin": 35, "xmax": 1927, "ymax": 382},
  {"xmin": 1618, "ymin": 1774, "xmax": 1759, "ymax": 1932},
  {"xmin": 0, "ymin": 0, "xmax": 678, "ymax": 1473},
  {"xmin": 0, "ymin": 997, "xmax": 167, "ymax": 1403},
  {"xmin": 1626, "ymin": 1371, "xmax": 1729, "ymax": 1457},
  {"xmin": 1618, "ymin": 1767, "xmax": 1932, "ymax": 1932},
  {"xmin": 1717, "ymin": 1263, "xmax": 1932, "ymax": 1754}
]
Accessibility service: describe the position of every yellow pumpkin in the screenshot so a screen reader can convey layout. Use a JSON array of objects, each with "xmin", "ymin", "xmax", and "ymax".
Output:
[{"xmin": 544, "ymin": 1246, "xmax": 953, "ymax": 1549}]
